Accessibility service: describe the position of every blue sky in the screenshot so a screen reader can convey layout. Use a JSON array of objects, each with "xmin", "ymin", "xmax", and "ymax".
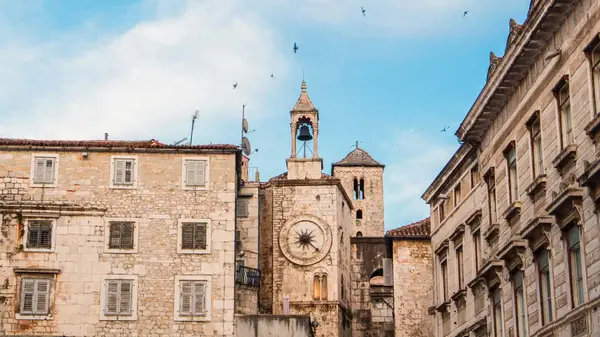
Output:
[{"xmin": 0, "ymin": 0, "xmax": 530, "ymax": 230}]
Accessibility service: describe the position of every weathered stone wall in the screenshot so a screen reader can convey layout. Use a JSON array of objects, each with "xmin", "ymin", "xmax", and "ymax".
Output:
[
  {"xmin": 258, "ymin": 187, "xmax": 273, "ymax": 314},
  {"xmin": 0, "ymin": 149, "xmax": 237, "ymax": 336},
  {"xmin": 234, "ymin": 314, "xmax": 312, "ymax": 337},
  {"xmin": 332, "ymin": 167, "xmax": 384, "ymax": 237},
  {"xmin": 392, "ymin": 239, "xmax": 432, "ymax": 337},
  {"xmin": 235, "ymin": 184, "xmax": 260, "ymax": 315}
]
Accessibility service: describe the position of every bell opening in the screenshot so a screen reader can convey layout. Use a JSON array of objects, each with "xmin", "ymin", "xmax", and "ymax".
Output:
[{"xmin": 295, "ymin": 121, "xmax": 315, "ymax": 159}]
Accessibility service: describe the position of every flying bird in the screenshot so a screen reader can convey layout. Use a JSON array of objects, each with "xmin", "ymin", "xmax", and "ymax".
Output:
[
  {"xmin": 463, "ymin": 11, "xmax": 469, "ymax": 18},
  {"xmin": 271, "ymin": 74, "xmax": 275, "ymax": 78},
  {"xmin": 233, "ymin": 83, "xmax": 238, "ymax": 89},
  {"xmin": 293, "ymin": 42, "xmax": 299, "ymax": 54},
  {"xmin": 361, "ymin": 6, "xmax": 366, "ymax": 16},
  {"xmin": 441, "ymin": 126, "xmax": 450, "ymax": 132}
]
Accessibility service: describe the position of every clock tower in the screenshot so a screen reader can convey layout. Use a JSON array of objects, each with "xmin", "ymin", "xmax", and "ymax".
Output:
[{"xmin": 259, "ymin": 81, "xmax": 354, "ymax": 337}]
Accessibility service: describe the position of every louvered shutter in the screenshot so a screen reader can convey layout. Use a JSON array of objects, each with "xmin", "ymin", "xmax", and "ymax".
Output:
[
  {"xmin": 35, "ymin": 280, "xmax": 50, "ymax": 314},
  {"xmin": 44, "ymin": 159, "xmax": 55, "ymax": 183},
  {"xmin": 181, "ymin": 223, "xmax": 194, "ymax": 250},
  {"xmin": 121, "ymin": 223, "xmax": 134, "ymax": 249},
  {"xmin": 383, "ymin": 258, "xmax": 393, "ymax": 286},
  {"xmin": 34, "ymin": 158, "xmax": 46, "ymax": 183},
  {"xmin": 194, "ymin": 161, "xmax": 206, "ymax": 187},
  {"xmin": 185, "ymin": 160, "xmax": 196, "ymax": 186},
  {"xmin": 119, "ymin": 281, "xmax": 132, "ymax": 315},
  {"xmin": 193, "ymin": 281, "xmax": 206, "ymax": 315},
  {"xmin": 106, "ymin": 280, "xmax": 119, "ymax": 315},
  {"xmin": 27, "ymin": 222, "xmax": 40, "ymax": 248},
  {"xmin": 109, "ymin": 223, "xmax": 122, "ymax": 248},
  {"xmin": 237, "ymin": 199, "xmax": 249, "ymax": 217},
  {"xmin": 39, "ymin": 222, "xmax": 52, "ymax": 249},
  {"xmin": 21, "ymin": 279, "xmax": 35, "ymax": 313},
  {"xmin": 180, "ymin": 281, "xmax": 192, "ymax": 315},
  {"xmin": 194, "ymin": 223, "xmax": 207, "ymax": 250},
  {"xmin": 114, "ymin": 160, "xmax": 125, "ymax": 184}
]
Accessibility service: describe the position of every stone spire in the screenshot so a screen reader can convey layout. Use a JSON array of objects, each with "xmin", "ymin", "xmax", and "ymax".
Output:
[{"xmin": 292, "ymin": 81, "xmax": 317, "ymax": 112}]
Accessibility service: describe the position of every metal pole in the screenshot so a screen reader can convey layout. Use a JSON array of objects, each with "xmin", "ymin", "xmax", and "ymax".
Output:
[{"xmin": 190, "ymin": 111, "xmax": 198, "ymax": 145}]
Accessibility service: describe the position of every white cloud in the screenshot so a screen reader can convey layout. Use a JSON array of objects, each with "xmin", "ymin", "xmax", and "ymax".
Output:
[{"xmin": 383, "ymin": 130, "xmax": 457, "ymax": 229}]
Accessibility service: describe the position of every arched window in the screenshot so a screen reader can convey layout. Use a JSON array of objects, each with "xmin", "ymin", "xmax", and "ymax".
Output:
[
  {"xmin": 313, "ymin": 273, "xmax": 328, "ymax": 300},
  {"xmin": 359, "ymin": 179, "xmax": 365, "ymax": 199},
  {"xmin": 353, "ymin": 178, "xmax": 359, "ymax": 200},
  {"xmin": 356, "ymin": 210, "xmax": 363, "ymax": 220},
  {"xmin": 356, "ymin": 231, "xmax": 363, "ymax": 237}
]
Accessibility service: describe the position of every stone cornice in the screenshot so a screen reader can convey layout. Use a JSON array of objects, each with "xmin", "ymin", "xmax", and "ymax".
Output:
[{"xmin": 271, "ymin": 178, "xmax": 354, "ymax": 210}]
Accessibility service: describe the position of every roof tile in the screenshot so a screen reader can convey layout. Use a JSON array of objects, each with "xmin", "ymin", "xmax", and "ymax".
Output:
[
  {"xmin": 386, "ymin": 218, "xmax": 431, "ymax": 238},
  {"xmin": 0, "ymin": 138, "xmax": 238, "ymax": 150}
]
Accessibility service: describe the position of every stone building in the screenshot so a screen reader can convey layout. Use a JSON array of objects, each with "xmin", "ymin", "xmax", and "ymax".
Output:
[
  {"xmin": 423, "ymin": 0, "xmax": 600, "ymax": 336},
  {"xmin": 0, "ymin": 139, "xmax": 240, "ymax": 336}
]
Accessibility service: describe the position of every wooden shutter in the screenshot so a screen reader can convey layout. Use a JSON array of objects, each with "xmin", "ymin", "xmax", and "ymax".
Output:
[
  {"xmin": 109, "ymin": 222, "xmax": 122, "ymax": 248},
  {"xmin": 185, "ymin": 160, "xmax": 197, "ymax": 186},
  {"xmin": 119, "ymin": 281, "xmax": 132, "ymax": 315},
  {"xmin": 34, "ymin": 158, "xmax": 46, "ymax": 183},
  {"xmin": 39, "ymin": 222, "xmax": 51, "ymax": 249},
  {"xmin": 181, "ymin": 223, "xmax": 194, "ymax": 249},
  {"xmin": 114, "ymin": 159, "xmax": 125, "ymax": 184},
  {"xmin": 27, "ymin": 222, "xmax": 40, "ymax": 248},
  {"xmin": 121, "ymin": 223, "xmax": 134, "ymax": 249},
  {"xmin": 193, "ymin": 281, "xmax": 206, "ymax": 315},
  {"xmin": 180, "ymin": 281, "xmax": 193, "ymax": 315},
  {"xmin": 106, "ymin": 280, "xmax": 119, "ymax": 315},
  {"xmin": 194, "ymin": 161, "xmax": 206, "ymax": 187},
  {"xmin": 383, "ymin": 258, "xmax": 393, "ymax": 286},
  {"xmin": 237, "ymin": 199, "xmax": 249, "ymax": 217},
  {"xmin": 44, "ymin": 159, "xmax": 55, "ymax": 183},
  {"xmin": 193, "ymin": 223, "xmax": 207, "ymax": 250},
  {"xmin": 35, "ymin": 280, "xmax": 50, "ymax": 314},
  {"xmin": 21, "ymin": 279, "xmax": 36, "ymax": 313}
]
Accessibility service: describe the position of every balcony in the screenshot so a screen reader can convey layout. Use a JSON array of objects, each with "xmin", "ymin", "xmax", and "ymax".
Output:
[{"xmin": 235, "ymin": 265, "xmax": 260, "ymax": 287}]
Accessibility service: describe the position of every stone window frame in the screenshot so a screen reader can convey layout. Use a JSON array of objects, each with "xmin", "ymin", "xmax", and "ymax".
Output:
[
  {"xmin": 526, "ymin": 111, "xmax": 544, "ymax": 179},
  {"xmin": 504, "ymin": 141, "xmax": 519, "ymax": 204},
  {"xmin": 491, "ymin": 286, "xmax": 505, "ymax": 337},
  {"xmin": 584, "ymin": 33, "xmax": 600, "ymax": 117},
  {"xmin": 176, "ymin": 218, "xmax": 212, "ymax": 254},
  {"xmin": 99, "ymin": 274, "xmax": 138, "ymax": 321},
  {"xmin": 511, "ymin": 269, "xmax": 528, "ymax": 337},
  {"xmin": 553, "ymin": 75, "xmax": 574, "ymax": 149},
  {"xmin": 535, "ymin": 246, "xmax": 555, "ymax": 326},
  {"xmin": 563, "ymin": 222, "xmax": 587, "ymax": 309},
  {"xmin": 14, "ymin": 270, "xmax": 59, "ymax": 320},
  {"xmin": 484, "ymin": 167, "xmax": 498, "ymax": 226},
  {"xmin": 109, "ymin": 155, "xmax": 139, "ymax": 189},
  {"xmin": 103, "ymin": 218, "xmax": 140, "ymax": 254},
  {"xmin": 181, "ymin": 156, "xmax": 210, "ymax": 191},
  {"xmin": 173, "ymin": 275, "xmax": 212, "ymax": 321},
  {"xmin": 22, "ymin": 218, "xmax": 57, "ymax": 253},
  {"xmin": 312, "ymin": 268, "xmax": 328, "ymax": 301},
  {"xmin": 29, "ymin": 153, "xmax": 59, "ymax": 188}
]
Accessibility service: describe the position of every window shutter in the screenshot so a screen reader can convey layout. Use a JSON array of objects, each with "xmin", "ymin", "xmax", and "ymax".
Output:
[
  {"xmin": 194, "ymin": 161, "xmax": 206, "ymax": 187},
  {"xmin": 106, "ymin": 280, "xmax": 119, "ymax": 315},
  {"xmin": 237, "ymin": 199, "xmax": 249, "ymax": 217},
  {"xmin": 40, "ymin": 222, "xmax": 51, "ymax": 249},
  {"xmin": 21, "ymin": 279, "xmax": 35, "ymax": 313},
  {"xmin": 35, "ymin": 280, "xmax": 50, "ymax": 314},
  {"xmin": 124, "ymin": 160, "xmax": 133, "ymax": 184},
  {"xmin": 119, "ymin": 281, "xmax": 132, "ymax": 315},
  {"xmin": 121, "ymin": 223, "xmax": 134, "ymax": 249},
  {"xmin": 109, "ymin": 223, "xmax": 122, "ymax": 249},
  {"xmin": 193, "ymin": 281, "xmax": 206, "ymax": 315},
  {"xmin": 114, "ymin": 160, "xmax": 125, "ymax": 184},
  {"xmin": 181, "ymin": 223, "xmax": 194, "ymax": 249},
  {"xmin": 194, "ymin": 223, "xmax": 207, "ymax": 250},
  {"xmin": 27, "ymin": 223, "xmax": 40, "ymax": 248},
  {"xmin": 44, "ymin": 159, "xmax": 55, "ymax": 183},
  {"xmin": 34, "ymin": 158, "xmax": 45, "ymax": 183},
  {"xmin": 185, "ymin": 160, "xmax": 196, "ymax": 186},
  {"xmin": 180, "ymin": 281, "xmax": 192, "ymax": 315},
  {"xmin": 383, "ymin": 258, "xmax": 393, "ymax": 286}
]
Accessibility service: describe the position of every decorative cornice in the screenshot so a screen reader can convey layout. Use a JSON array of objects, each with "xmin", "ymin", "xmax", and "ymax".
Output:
[
  {"xmin": 552, "ymin": 144, "xmax": 577, "ymax": 173},
  {"xmin": 487, "ymin": 52, "xmax": 503, "ymax": 80},
  {"xmin": 502, "ymin": 200, "xmax": 523, "ymax": 222},
  {"xmin": 506, "ymin": 19, "xmax": 523, "ymax": 51},
  {"xmin": 525, "ymin": 174, "xmax": 548, "ymax": 199}
]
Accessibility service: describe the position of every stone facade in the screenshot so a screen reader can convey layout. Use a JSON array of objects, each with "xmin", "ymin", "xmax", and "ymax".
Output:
[
  {"xmin": 0, "ymin": 140, "xmax": 239, "ymax": 336},
  {"xmin": 424, "ymin": 1, "xmax": 600, "ymax": 336}
]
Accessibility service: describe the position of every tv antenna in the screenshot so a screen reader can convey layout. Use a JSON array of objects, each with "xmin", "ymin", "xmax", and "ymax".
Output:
[
  {"xmin": 241, "ymin": 104, "xmax": 258, "ymax": 156},
  {"xmin": 172, "ymin": 137, "xmax": 188, "ymax": 146},
  {"xmin": 189, "ymin": 110, "xmax": 199, "ymax": 145}
]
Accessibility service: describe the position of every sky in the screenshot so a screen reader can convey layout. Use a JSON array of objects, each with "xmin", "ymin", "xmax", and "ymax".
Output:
[{"xmin": 0, "ymin": 0, "xmax": 531, "ymax": 230}]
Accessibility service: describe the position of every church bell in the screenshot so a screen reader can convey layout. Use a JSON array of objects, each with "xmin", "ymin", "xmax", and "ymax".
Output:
[{"xmin": 297, "ymin": 125, "xmax": 313, "ymax": 141}]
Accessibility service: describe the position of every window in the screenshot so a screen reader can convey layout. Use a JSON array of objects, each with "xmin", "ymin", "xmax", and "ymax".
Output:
[
  {"xmin": 109, "ymin": 222, "xmax": 134, "ymax": 250},
  {"xmin": 183, "ymin": 158, "xmax": 208, "ymax": 189},
  {"xmin": 439, "ymin": 202, "xmax": 446, "ymax": 223},
  {"xmin": 356, "ymin": 231, "xmax": 363, "ymax": 237},
  {"xmin": 470, "ymin": 165, "xmax": 480, "ymax": 189},
  {"xmin": 110, "ymin": 156, "xmax": 137, "ymax": 188},
  {"xmin": 313, "ymin": 273, "xmax": 328, "ymax": 300},
  {"xmin": 486, "ymin": 172, "xmax": 498, "ymax": 224},
  {"xmin": 100, "ymin": 275, "xmax": 138, "ymax": 321},
  {"xmin": 441, "ymin": 259, "xmax": 449, "ymax": 301},
  {"xmin": 356, "ymin": 209, "xmax": 363, "ymax": 220},
  {"xmin": 30, "ymin": 154, "xmax": 59, "ymax": 187},
  {"xmin": 353, "ymin": 178, "xmax": 359, "ymax": 200},
  {"xmin": 587, "ymin": 38, "xmax": 600, "ymax": 114},
  {"xmin": 513, "ymin": 270, "xmax": 527, "ymax": 337},
  {"xmin": 454, "ymin": 185, "xmax": 462, "ymax": 208},
  {"xmin": 492, "ymin": 288, "xmax": 503, "ymax": 337},
  {"xmin": 25, "ymin": 220, "xmax": 53, "ymax": 250},
  {"xmin": 529, "ymin": 116, "xmax": 543, "ymax": 177},
  {"xmin": 237, "ymin": 198, "xmax": 249, "ymax": 218},
  {"xmin": 174, "ymin": 276, "xmax": 211, "ymax": 321},
  {"xmin": 19, "ymin": 278, "xmax": 51, "ymax": 316},
  {"xmin": 456, "ymin": 246, "xmax": 464, "ymax": 289},
  {"xmin": 177, "ymin": 219, "xmax": 211, "ymax": 254},
  {"xmin": 537, "ymin": 249, "xmax": 553, "ymax": 325},
  {"xmin": 567, "ymin": 226, "xmax": 584, "ymax": 307},
  {"xmin": 360, "ymin": 179, "xmax": 365, "ymax": 199},
  {"xmin": 555, "ymin": 79, "xmax": 573, "ymax": 148},
  {"xmin": 505, "ymin": 145, "xmax": 518, "ymax": 203},
  {"xmin": 473, "ymin": 231, "xmax": 482, "ymax": 271}
]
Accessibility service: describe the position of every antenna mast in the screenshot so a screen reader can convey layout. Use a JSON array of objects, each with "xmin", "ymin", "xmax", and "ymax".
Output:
[{"xmin": 189, "ymin": 110, "xmax": 199, "ymax": 145}]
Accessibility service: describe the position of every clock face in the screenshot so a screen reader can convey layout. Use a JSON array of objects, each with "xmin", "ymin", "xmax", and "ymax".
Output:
[{"xmin": 279, "ymin": 215, "xmax": 332, "ymax": 266}]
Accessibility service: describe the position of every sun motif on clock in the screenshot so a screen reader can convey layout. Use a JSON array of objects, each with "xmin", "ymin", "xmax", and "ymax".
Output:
[{"xmin": 279, "ymin": 215, "xmax": 332, "ymax": 266}]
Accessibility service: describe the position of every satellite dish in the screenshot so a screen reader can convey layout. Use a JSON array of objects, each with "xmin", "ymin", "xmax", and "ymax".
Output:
[
  {"xmin": 242, "ymin": 119, "xmax": 249, "ymax": 133},
  {"xmin": 242, "ymin": 137, "xmax": 251, "ymax": 156}
]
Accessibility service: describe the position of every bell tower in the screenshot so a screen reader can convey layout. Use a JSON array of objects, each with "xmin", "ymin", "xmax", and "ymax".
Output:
[{"xmin": 286, "ymin": 81, "xmax": 323, "ymax": 179}]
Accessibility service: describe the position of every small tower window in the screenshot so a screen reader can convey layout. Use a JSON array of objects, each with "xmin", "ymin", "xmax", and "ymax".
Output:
[
  {"xmin": 353, "ymin": 178, "xmax": 359, "ymax": 200},
  {"xmin": 356, "ymin": 210, "xmax": 363, "ymax": 220},
  {"xmin": 359, "ymin": 179, "xmax": 365, "ymax": 199},
  {"xmin": 356, "ymin": 231, "xmax": 363, "ymax": 237},
  {"xmin": 313, "ymin": 273, "xmax": 328, "ymax": 300}
]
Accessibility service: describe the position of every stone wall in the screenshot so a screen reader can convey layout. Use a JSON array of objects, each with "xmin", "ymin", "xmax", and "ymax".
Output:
[
  {"xmin": 332, "ymin": 167, "xmax": 384, "ymax": 237},
  {"xmin": 0, "ymin": 149, "xmax": 237, "ymax": 336},
  {"xmin": 234, "ymin": 314, "xmax": 312, "ymax": 337},
  {"xmin": 392, "ymin": 239, "xmax": 432, "ymax": 337},
  {"xmin": 235, "ymin": 184, "xmax": 260, "ymax": 315},
  {"xmin": 258, "ymin": 187, "xmax": 273, "ymax": 314}
]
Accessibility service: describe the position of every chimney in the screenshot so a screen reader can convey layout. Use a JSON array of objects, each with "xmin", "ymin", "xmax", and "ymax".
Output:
[{"xmin": 104, "ymin": 133, "xmax": 109, "ymax": 141}]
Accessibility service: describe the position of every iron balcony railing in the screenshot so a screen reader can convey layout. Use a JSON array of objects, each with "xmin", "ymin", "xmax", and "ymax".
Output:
[{"xmin": 235, "ymin": 265, "xmax": 260, "ymax": 287}]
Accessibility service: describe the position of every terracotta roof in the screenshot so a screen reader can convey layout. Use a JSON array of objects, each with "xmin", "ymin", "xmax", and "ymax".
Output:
[
  {"xmin": 333, "ymin": 143, "xmax": 383, "ymax": 167},
  {"xmin": 292, "ymin": 81, "xmax": 317, "ymax": 112},
  {"xmin": 0, "ymin": 138, "xmax": 239, "ymax": 150},
  {"xmin": 386, "ymin": 218, "xmax": 431, "ymax": 238},
  {"xmin": 270, "ymin": 172, "xmax": 335, "ymax": 181}
]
